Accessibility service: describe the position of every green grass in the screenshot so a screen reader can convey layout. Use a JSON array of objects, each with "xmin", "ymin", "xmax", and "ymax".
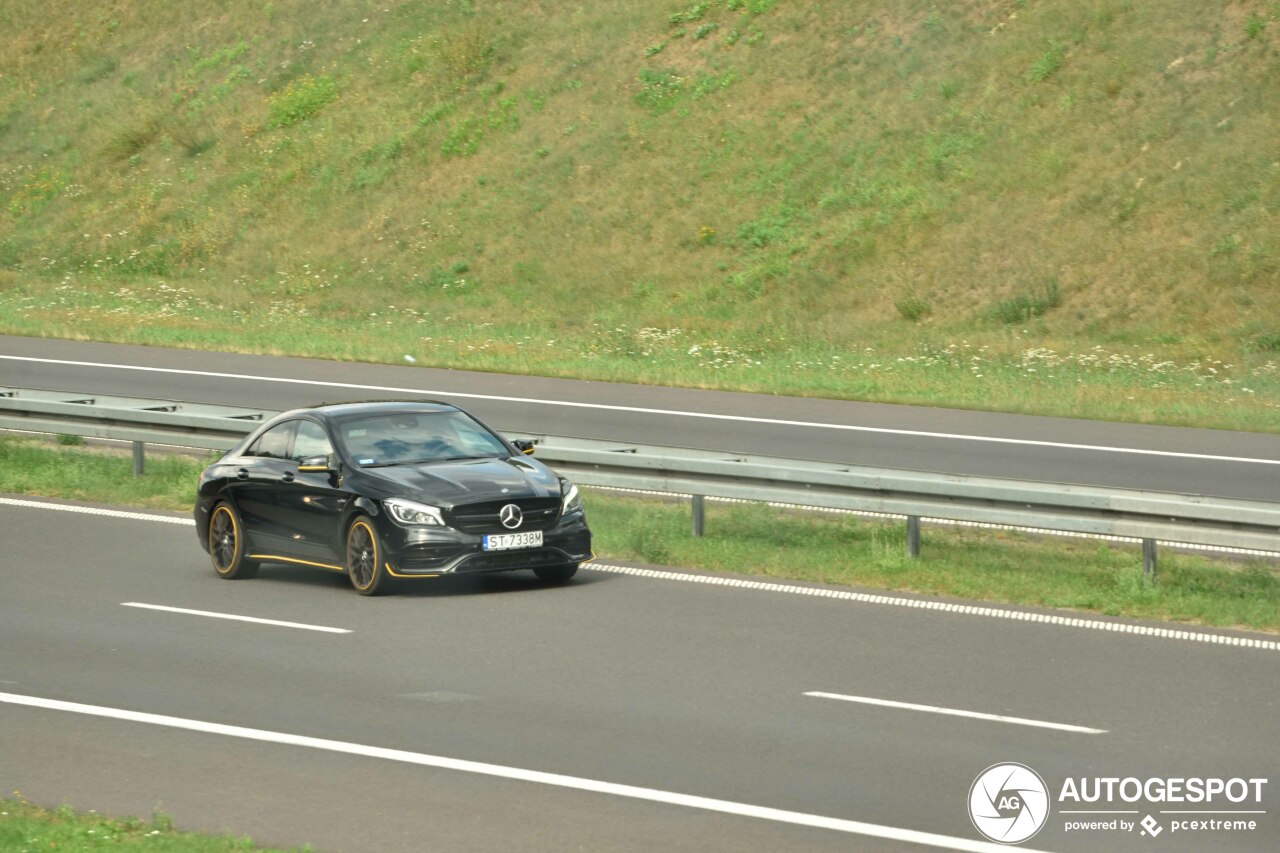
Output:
[
  {"xmin": 265, "ymin": 75, "xmax": 338, "ymax": 128},
  {"xmin": 0, "ymin": 437, "xmax": 216, "ymax": 510},
  {"xmin": 0, "ymin": 797, "xmax": 311, "ymax": 852},
  {"xmin": 1, "ymin": 1, "xmax": 1278, "ymax": 431},
  {"xmin": 3, "ymin": 436, "xmax": 1276, "ymax": 632},
  {"xmin": 591, "ymin": 494, "xmax": 1280, "ymax": 633}
]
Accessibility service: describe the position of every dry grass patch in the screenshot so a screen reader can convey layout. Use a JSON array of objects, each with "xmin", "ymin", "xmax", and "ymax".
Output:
[{"xmin": 0, "ymin": 0, "xmax": 1277, "ymax": 428}]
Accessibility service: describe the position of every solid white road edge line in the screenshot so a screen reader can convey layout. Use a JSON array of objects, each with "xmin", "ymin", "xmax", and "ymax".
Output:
[
  {"xmin": 0, "ymin": 496, "xmax": 191, "ymax": 524},
  {"xmin": 4, "ymin": 355, "xmax": 1277, "ymax": 466},
  {"xmin": 6, "ymin": 496, "xmax": 1277, "ymax": 652},
  {"xmin": 804, "ymin": 692, "xmax": 1107, "ymax": 734},
  {"xmin": 587, "ymin": 564, "xmax": 1280, "ymax": 652},
  {"xmin": 121, "ymin": 603, "xmax": 351, "ymax": 634},
  {"xmin": 0, "ymin": 691, "xmax": 1051, "ymax": 853}
]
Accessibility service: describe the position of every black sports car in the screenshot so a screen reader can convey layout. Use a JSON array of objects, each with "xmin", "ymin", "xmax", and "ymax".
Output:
[{"xmin": 195, "ymin": 401, "xmax": 592, "ymax": 595}]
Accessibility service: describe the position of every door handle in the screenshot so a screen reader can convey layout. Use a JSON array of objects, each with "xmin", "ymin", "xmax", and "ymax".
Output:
[
  {"xmin": 236, "ymin": 468, "xmax": 250, "ymax": 480},
  {"xmin": 281, "ymin": 471, "xmax": 295, "ymax": 484}
]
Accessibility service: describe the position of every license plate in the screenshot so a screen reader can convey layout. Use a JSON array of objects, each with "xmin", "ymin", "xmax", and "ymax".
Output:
[{"xmin": 482, "ymin": 530, "xmax": 543, "ymax": 551}]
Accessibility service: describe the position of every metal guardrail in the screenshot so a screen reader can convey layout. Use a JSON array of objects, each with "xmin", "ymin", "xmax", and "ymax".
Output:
[
  {"xmin": 3, "ymin": 387, "xmax": 1279, "ymax": 576},
  {"xmin": 0, "ymin": 387, "xmax": 267, "ymax": 450}
]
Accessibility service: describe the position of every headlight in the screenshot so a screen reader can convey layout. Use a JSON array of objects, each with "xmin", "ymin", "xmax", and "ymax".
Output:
[
  {"xmin": 561, "ymin": 482, "xmax": 582, "ymax": 514},
  {"xmin": 384, "ymin": 498, "xmax": 445, "ymax": 527}
]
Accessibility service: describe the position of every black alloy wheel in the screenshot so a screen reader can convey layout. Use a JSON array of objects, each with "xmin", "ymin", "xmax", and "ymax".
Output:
[
  {"xmin": 209, "ymin": 503, "xmax": 259, "ymax": 579},
  {"xmin": 347, "ymin": 516, "xmax": 391, "ymax": 596}
]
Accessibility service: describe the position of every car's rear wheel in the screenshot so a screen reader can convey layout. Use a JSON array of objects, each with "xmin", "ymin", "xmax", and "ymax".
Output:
[
  {"xmin": 209, "ymin": 502, "xmax": 259, "ymax": 579},
  {"xmin": 533, "ymin": 563, "xmax": 578, "ymax": 583},
  {"xmin": 347, "ymin": 516, "xmax": 392, "ymax": 596}
]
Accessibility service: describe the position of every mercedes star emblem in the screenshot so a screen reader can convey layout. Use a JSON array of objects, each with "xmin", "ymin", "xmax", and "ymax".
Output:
[{"xmin": 499, "ymin": 503, "xmax": 523, "ymax": 529}]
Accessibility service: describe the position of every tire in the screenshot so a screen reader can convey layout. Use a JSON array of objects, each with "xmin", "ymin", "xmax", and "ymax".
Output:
[
  {"xmin": 533, "ymin": 563, "xmax": 578, "ymax": 584},
  {"xmin": 208, "ymin": 502, "xmax": 259, "ymax": 579},
  {"xmin": 347, "ymin": 516, "xmax": 392, "ymax": 596}
]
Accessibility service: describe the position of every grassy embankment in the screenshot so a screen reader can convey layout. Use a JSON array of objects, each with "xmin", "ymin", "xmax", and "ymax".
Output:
[
  {"xmin": 3, "ymin": 436, "xmax": 1276, "ymax": 632},
  {"xmin": 0, "ymin": 796, "xmax": 309, "ymax": 853},
  {"xmin": 1, "ymin": 1, "xmax": 1278, "ymax": 430}
]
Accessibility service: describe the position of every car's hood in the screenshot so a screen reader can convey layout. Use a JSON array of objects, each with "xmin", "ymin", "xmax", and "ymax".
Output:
[{"xmin": 356, "ymin": 456, "xmax": 560, "ymax": 506}]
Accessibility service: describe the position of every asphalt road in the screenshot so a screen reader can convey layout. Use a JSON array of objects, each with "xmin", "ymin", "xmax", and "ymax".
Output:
[
  {"xmin": 3, "ymin": 335, "xmax": 1280, "ymax": 500},
  {"xmin": 1, "ymin": 498, "xmax": 1277, "ymax": 852}
]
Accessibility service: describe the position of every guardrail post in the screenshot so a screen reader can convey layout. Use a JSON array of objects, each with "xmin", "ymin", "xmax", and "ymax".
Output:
[
  {"xmin": 132, "ymin": 441, "xmax": 145, "ymax": 476},
  {"xmin": 1142, "ymin": 538, "xmax": 1158, "ymax": 581},
  {"xmin": 906, "ymin": 515, "xmax": 921, "ymax": 559},
  {"xmin": 691, "ymin": 495, "xmax": 705, "ymax": 537}
]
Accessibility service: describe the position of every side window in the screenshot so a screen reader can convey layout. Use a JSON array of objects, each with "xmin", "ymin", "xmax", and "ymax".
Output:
[
  {"xmin": 292, "ymin": 420, "xmax": 333, "ymax": 462},
  {"xmin": 246, "ymin": 421, "xmax": 296, "ymax": 459}
]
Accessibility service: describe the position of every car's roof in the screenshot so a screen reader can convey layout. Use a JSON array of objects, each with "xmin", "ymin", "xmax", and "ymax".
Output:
[{"xmin": 295, "ymin": 400, "xmax": 462, "ymax": 419}]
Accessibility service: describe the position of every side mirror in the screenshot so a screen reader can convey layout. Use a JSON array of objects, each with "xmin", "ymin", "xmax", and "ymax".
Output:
[
  {"xmin": 298, "ymin": 453, "xmax": 337, "ymax": 473},
  {"xmin": 512, "ymin": 439, "xmax": 536, "ymax": 456}
]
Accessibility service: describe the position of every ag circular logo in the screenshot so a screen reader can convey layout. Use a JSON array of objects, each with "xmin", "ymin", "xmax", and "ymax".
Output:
[{"xmin": 969, "ymin": 763, "xmax": 1050, "ymax": 844}]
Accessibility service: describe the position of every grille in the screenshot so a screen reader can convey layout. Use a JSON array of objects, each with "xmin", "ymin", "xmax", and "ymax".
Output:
[
  {"xmin": 398, "ymin": 543, "xmax": 464, "ymax": 571},
  {"xmin": 455, "ymin": 549, "xmax": 565, "ymax": 572},
  {"xmin": 447, "ymin": 497, "xmax": 561, "ymax": 533}
]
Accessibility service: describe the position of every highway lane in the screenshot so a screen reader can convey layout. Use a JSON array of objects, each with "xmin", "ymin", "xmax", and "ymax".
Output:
[
  {"xmin": 3, "ymin": 335, "xmax": 1280, "ymax": 501},
  {"xmin": 2, "ymin": 498, "xmax": 1277, "ymax": 851}
]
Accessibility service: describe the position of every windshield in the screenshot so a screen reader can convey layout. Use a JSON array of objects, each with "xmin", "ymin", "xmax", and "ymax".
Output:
[{"xmin": 336, "ymin": 411, "xmax": 510, "ymax": 467}]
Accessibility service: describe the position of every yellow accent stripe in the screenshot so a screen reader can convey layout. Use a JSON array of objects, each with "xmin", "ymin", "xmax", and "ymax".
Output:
[
  {"xmin": 298, "ymin": 465, "xmax": 329, "ymax": 472},
  {"xmin": 384, "ymin": 562, "xmax": 440, "ymax": 579},
  {"xmin": 248, "ymin": 554, "xmax": 345, "ymax": 572}
]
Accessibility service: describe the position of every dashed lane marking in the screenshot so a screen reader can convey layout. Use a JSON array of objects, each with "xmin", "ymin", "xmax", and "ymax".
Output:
[{"xmin": 122, "ymin": 602, "xmax": 351, "ymax": 634}]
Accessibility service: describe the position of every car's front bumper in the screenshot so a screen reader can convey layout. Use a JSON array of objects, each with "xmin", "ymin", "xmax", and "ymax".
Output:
[
  {"xmin": 379, "ymin": 513, "xmax": 592, "ymax": 577},
  {"xmin": 193, "ymin": 499, "xmax": 212, "ymax": 552}
]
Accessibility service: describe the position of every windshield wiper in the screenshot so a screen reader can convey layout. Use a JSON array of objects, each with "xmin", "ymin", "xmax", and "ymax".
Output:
[
  {"xmin": 363, "ymin": 455, "xmax": 498, "ymax": 468},
  {"xmin": 362, "ymin": 458, "xmax": 434, "ymax": 468}
]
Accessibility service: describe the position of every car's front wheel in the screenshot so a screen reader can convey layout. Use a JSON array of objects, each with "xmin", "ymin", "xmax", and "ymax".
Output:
[
  {"xmin": 533, "ymin": 563, "xmax": 578, "ymax": 583},
  {"xmin": 208, "ymin": 502, "xmax": 259, "ymax": 579},
  {"xmin": 347, "ymin": 516, "xmax": 392, "ymax": 596}
]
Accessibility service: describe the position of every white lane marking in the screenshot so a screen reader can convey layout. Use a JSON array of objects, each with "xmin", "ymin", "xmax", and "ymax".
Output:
[
  {"xmin": 587, "ymin": 564, "xmax": 1280, "ymax": 652},
  {"xmin": 122, "ymin": 603, "xmax": 351, "ymax": 634},
  {"xmin": 0, "ymin": 691, "xmax": 1051, "ymax": 853},
  {"xmin": 804, "ymin": 692, "xmax": 1106, "ymax": 734},
  {"xmin": 4, "ymin": 355, "xmax": 1278, "ymax": 465},
  {"xmin": 0, "ymin": 496, "xmax": 192, "ymax": 524},
  {"xmin": 6, "ymin": 497, "xmax": 1278, "ymax": 652}
]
